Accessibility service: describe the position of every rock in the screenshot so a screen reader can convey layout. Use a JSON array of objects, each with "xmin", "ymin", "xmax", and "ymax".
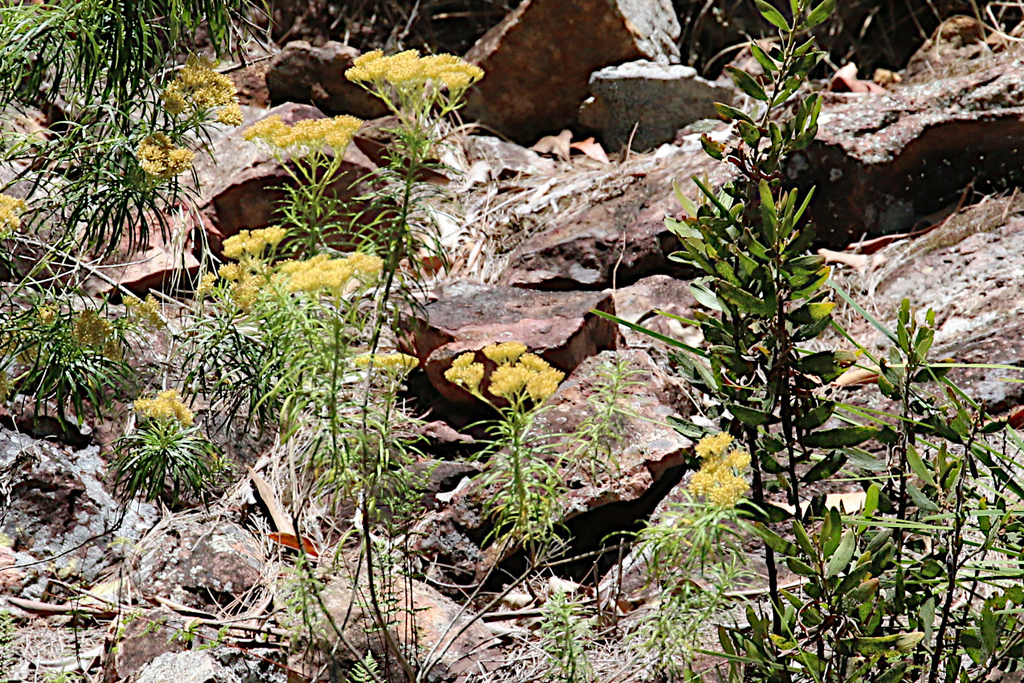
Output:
[
  {"xmin": 0, "ymin": 430, "xmax": 157, "ymax": 596},
  {"xmin": 229, "ymin": 59, "xmax": 272, "ymax": 108},
  {"xmin": 611, "ymin": 274, "xmax": 703, "ymax": 350},
  {"xmin": 265, "ymin": 41, "xmax": 388, "ymax": 119},
  {"xmin": 579, "ymin": 60, "xmax": 732, "ymax": 151},
  {"xmin": 463, "ymin": 0, "xmax": 681, "ymax": 144},
  {"xmin": 134, "ymin": 651, "xmax": 231, "ymax": 683},
  {"xmin": 193, "ymin": 103, "xmax": 378, "ymax": 252},
  {"xmin": 319, "ymin": 573, "xmax": 500, "ymax": 678},
  {"xmin": 129, "ymin": 517, "xmax": 264, "ymax": 611},
  {"xmin": 502, "ymin": 146, "xmax": 733, "ymax": 290},
  {"xmin": 465, "ymin": 135, "xmax": 556, "ymax": 179},
  {"xmin": 413, "ymin": 348, "xmax": 694, "ymax": 583},
  {"xmin": 402, "ymin": 280, "xmax": 618, "ymax": 404},
  {"xmin": 904, "ymin": 15, "xmax": 987, "ymax": 82},
  {"xmin": 785, "ymin": 50, "xmax": 1024, "ymax": 247},
  {"xmin": 104, "ymin": 608, "xmax": 187, "ymax": 682}
]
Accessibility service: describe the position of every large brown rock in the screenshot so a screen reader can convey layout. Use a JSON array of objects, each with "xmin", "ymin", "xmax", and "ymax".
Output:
[
  {"xmin": 265, "ymin": 41, "xmax": 389, "ymax": 119},
  {"xmin": 463, "ymin": 0, "xmax": 681, "ymax": 144},
  {"xmin": 192, "ymin": 103, "xmax": 378, "ymax": 252},
  {"xmin": 786, "ymin": 49, "xmax": 1024, "ymax": 247},
  {"xmin": 501, "ymin": 141, "xmax": 733, "ymax": 290},
  {"xmin": 402, "ymin": 280, "xmax": 618, "ymax": 404}
]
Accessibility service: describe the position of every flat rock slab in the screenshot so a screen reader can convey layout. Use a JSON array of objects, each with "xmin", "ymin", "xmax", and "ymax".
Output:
[
  {"xmin": 501, "ymin": 146, "xmax": 733, "ymax": 290},
  {"xmin": 579, "ymin": 60, "xmax": 732, "ymax": 151},
  {"xmin": 404, "ymin": 280, "xmax": 618, "ymax": 403},
  {"xmin": 266, "ymin": 40, "xmax": 388, "ymax": 119},
  {"xmin": 786, "ymin": 50, "xmax": 1024, "ymax": 247},
  {"xmin": 464, "ymin": 0, "xmax": 680, "ymax": 144}
]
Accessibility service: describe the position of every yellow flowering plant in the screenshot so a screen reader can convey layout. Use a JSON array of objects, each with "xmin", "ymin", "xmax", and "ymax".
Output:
[
  {"xmin": 442, "ymin": 342, "xmax": 568, "ymax": 546},
  {"xmin": 112, "ymin": 387, "xmax": 219, "ymax": 504}
]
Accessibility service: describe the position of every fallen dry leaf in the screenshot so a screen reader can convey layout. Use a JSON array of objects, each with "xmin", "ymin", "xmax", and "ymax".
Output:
[
  {"xmin": 249, "ymin": 467, "xmax": 295, "ymax": 536},
  {"xmin": 1009, "ymin": 406, "xmax": 1024, "ymax": 430},
  {"xmin": 569, "ymin": 136, "xmax": 610, "ymax": 164},
  {"xmin": 267, "ymin": 532, "xmax": 321, "ymax": 558},
  {"xmin": 531, "ymin": 129, "xmax": 572, "ymax": 161},
  {"xmin": 818, "ymin": 248, "xmax": 886, "ymax": 273},
  {"xmin": 826, "ymin": 490, "xmax": 867, "ymax": 514},
  {"xmin": 830, "ymin": 63, "xmax": 888, "ymax": 94},
  {"xmin": 833, "ymin": 366, "xmax": 881, "ymax": 387}
]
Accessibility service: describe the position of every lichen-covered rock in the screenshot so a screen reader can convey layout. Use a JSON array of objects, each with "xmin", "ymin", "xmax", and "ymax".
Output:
[
  {"xmin": 129, "ymin": 517, "xmax": 264, "ymax": 611},
  {"xmin": 402, "ymin": 280, "xmax": 617, "ymax": 404},
  {"xmin": 579, "ymin": 60, "xmax": 732, "ymax": 151},
  {"xmin": 0, "ymin": 430, "xmax": 157, "ymax": 597},
  {"xmin": 463, "ymin": 0, "xmax": 681, "ymax": 144}
]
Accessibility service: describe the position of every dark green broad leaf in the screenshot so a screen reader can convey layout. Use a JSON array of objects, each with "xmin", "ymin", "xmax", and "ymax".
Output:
[
  {"xmin": 750, "ymin": 42, "xmax": 778, "ymax": 73},
  {"xmin": 717, "ymin": 281, "xmax": 775, "ymax": 317},
  {"xmin": 668, "ymin": 415, "xmax": 709, "ymax": 440},
  {"xmin": 690, "ymin": 280, "xmax": 723, "ymax": 311},
  {"xmin": 738, "ymin": 499, "xmax": 793, "ymax": 523},
  {"xmin": 795, "ymin": 351, "xmax": 845, "ymax": 381},
  {"xmin": 803, "ymin": 451, "xmax": 847, "ymax": 483},
  {"xmin": 875, "ymin": 664, "xmax": 909, "ymax": 683},
  {"xmin": 841, "ymin": 632, "xmax": 924, "ymax": 655},
  {"xmin": 701, "ymin": 133, "xmax": 725, "ymax": 160},
  {"xmin": 803, "ymin": 426, "xmax": 879, "ymax": 448},
  {"xmin": 752, "ymin": 522, "xmax": 799, "ymax": 556},
  {"xmin": 846, "ymin": 447, "xmax": 887, "ymax": 472},
  {"xmin": 729, "ymin": 404, "xmax": 776, "ymax": 426},
  {"xmin": 795, "ymin": 401, "xmax": 835, "ymax": 430},
  {"xmin": 793, "ymin": 520, "xmax": 816, "ymax": 558},
  {"xmin": 907, "ymin": 482, "xmax": 940, "ymax": 513},
  {"xmin": 761, "ymin": 452, "xmax": 785, "ymax": 474},
  {"xmin": 738, "ymin": 120, "xmax": 762, "ymax": 146},
  {"xmin": 755, "ymin": 0, "xmax": 790, "ymax": 30},
  {"xmin": 725, "ymin": 66, "xmax": 768, "ymax": 101},
  {"xmin": 906, "ymin": 443, "xmax": 937, "ymax": 488},
  {"xmin": 825, "ymin": 528, "xmax": 856, "ymax": 578},
  {"xmin": 714, "ymin": 102, "xmax": 754, "ymax": 124},
  {"xmin": 789, "ymin": 301, "xmax": 835, "ymax": 325},
  {"xmin": 806, "ymin": 0, "xmax": 837, "ymax": 27},
  {"xmin": 787, "ymin": 557, "xmax": 816, "ymax": 576},
  {"xmin": 792, "ymin": 315, "xmax": 832, "ymax": 342}
]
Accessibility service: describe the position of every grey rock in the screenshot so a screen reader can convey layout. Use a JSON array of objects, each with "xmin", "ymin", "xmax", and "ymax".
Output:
[
  {"xmin": 0, "ymin": 429, "xmax": 157, "ymax": 595},
  {"xmin": 266, "ymin": 40, "xmax": 388, "ymax": 119},
  {"xmin": 135, "ymin": 651, "xmax": 231, "ymax": 683},
  {"xmin": 463, "ymin": 0, "xmax": 680, "ymax": 144},
  {"xmin": 579, "ymin": 60, "xmax": 732, "ymax": 151}
]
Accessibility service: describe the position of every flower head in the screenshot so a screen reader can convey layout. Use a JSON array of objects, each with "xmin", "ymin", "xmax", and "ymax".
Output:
[
  {"xmin": 71, "ymin": 309, "xmax": 114, "ymax": 348},
  {"xmin": 0, "ymin": 194, "xmax": 27, "ymax": 239},
  {"xmin": 354, "ymin": 353, "xmax": 420, "ymax": 375},
  {"xmin": 222, "ymin": 227, "xmax": 287, "ymax": 260},
  {"xmin": 137, "ymin": 133, "xmax": 194, "ymax": 180},
  {"xmin": 195, "ymin": 272, "xmax": 217, "ymax": 297},
  {"xmin": 162, "ymin": 55, "xmax": 241, "ymax": 125},
  {"xmin": 483, "ymin": 342, "xmax": 527, "ymax": 366},
  {"xmin": 125, "ymin": 295, "xmax": 164, "ymax": 330},
  {"xmin": 444, "ymin": 353, "xmax": 485, "ymax": 394},
  {"xmin": 243, "ymin": 114, "xmax": 362, "ymax": 156},
  {"xmin": 488, "ymin": 364, "xmax": 534, "ymax": 399},
  {"xmin": 688, "ymin": 433, "xmax": 750, "ymax": 508},
  {"xmin": 345, "ymin": 49, "xmax": 483, "ymax": 93},
  {"xmin": 135, "ymin": 389, "xmax": 194, "ymax": 426},
  {"xmin": 276, "ymin": 252, "xmax": 382, "ymax": 294}
]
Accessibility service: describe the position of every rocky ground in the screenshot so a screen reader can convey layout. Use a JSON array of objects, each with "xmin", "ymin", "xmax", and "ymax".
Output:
[{"xmin": 3, "ymin": 1, "xmax": 1024, "ymax": 681}]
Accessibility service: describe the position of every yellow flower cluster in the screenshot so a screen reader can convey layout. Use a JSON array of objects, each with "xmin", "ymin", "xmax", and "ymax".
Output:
[
  {"xmin": 222, "ymin": 227, "xmax": 287, "ymax": 260},
  {"xmin": 0, "ymin": 194, "xmax": 27, "ymax": 239},
  {"xmin": 345, "ymin": 50, "xmax": 484, "ymax": 92},
  {"xmin": 444, "ymin": 352, "xmax": 485, "ymax": 395},
  {"xmin": 37, "ymin": 306, "xmax": 57, "ymax": 325},
  {"xmin": 71, "ymin": 310, "xmax": 122, "ymax": 359},
  {"xmin": 137, "ymin": 133, "xmax": 195, "ymax": 180},
  {"xmin": 483, "ymin": 341, "xmax": 526, "ymax": 365},
  {"xmin": 135, "ymin": 389, "xmax": 194, "ymax": 427},
  {"xmin": 443, "ymin": 343, "xmax": 565, "ymax": 404},
  {"xmin": 195, "ymin": 272, "xmax": 218, "ymax": 297},
  {"xmin": 688, "ymin": 433, "xmax": 751, "ymax": 508},
  {"xmin": 276, "ymin": 252, "xmax": 383, "ymax": 294},
  {"xmin": 162, "ymin": 56, "xmax": 242, "ymax": 126},
  {"xmin": 124, "ymin": 295, "xmax": 164, "ymax": 330},
  {"xmin": 243, "ymin": 114, "xmax": 362, "ymax": 155},
  {"xmin": 353, "ymin": 353, "xmax": 419, "ymax": 374}
]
